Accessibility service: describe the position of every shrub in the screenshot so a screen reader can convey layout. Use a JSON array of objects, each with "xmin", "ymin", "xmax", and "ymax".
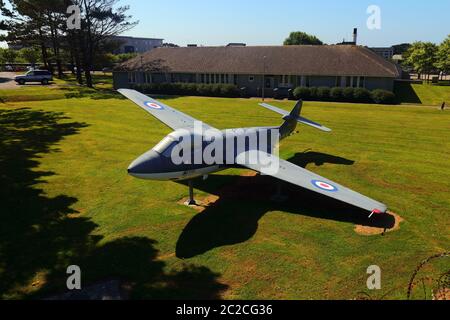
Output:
[
  {"xmin": 180, "ymin": 83, "xmax": 197, "ymax": 95},
  {"xmin": 316, "ymin": 87, "xmax": 331, "ymax": 101},
  {"xmin": 330, "ymin": 87, "xmax": 343, "ymax": 101},
  {"xmin": 210, "ymin": 84, "xmax": 222, "ymax": 97},
  {"xmin": 342, "ymin": 87, "xmax": 354, "ymax": 101},
  {"xmin": 196, "ymin": 84, "xmax": 210, "ymax": 96},
  {"xmin": 353, "ymin": 88, "xmax": 371, "ymax": 103},
  {"xmin": 219, "ymin": 84, "xmax": 240, "ymax": 97},
  {"xmin": 293, "ymin": 87, "xmax": 311, "ymax": 100},
  {"xmin": 371, "ymin": 89, "xmax": 396, "ymax": 104},
  {"xmin": 291, "ymin": 85, "xmax": 397, "ymax": 104},
  {"xmin": 309, "ymin": 87, "xmax": 318, "ymax": 100}
]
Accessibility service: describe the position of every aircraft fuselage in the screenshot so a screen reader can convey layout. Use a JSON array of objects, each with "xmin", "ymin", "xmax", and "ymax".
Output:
[{"xmin": 127, "ymin": 127, "xmax": 281, "ymax": 181}]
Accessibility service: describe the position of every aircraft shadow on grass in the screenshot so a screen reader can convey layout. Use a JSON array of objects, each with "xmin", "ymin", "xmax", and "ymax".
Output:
[
  {"xmin": 0, "ymin": 108, "xmax": 227, "ymax": 299},
  {"xmin": 175, "ymin": 151, "xmax": 395, "ymax": 259}
]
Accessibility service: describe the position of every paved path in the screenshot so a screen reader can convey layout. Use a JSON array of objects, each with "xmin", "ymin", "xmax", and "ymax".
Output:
[{"xmin": 0, "ymin": 72, "xmax": 18, "ymax": 90}]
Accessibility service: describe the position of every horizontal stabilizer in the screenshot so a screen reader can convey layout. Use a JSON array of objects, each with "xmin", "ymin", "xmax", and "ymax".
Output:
[{"xmin": 259, "ymin": 102, "xmax": 331, "ymax": 132}]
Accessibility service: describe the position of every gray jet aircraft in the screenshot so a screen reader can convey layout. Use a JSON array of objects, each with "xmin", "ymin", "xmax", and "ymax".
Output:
[{"xmin": 118, "ymin": 89, "xmax": 387, "ymax": 217}]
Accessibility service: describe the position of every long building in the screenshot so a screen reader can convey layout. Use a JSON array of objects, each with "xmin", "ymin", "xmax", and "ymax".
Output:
[
  {"xmin": 111, "ymin": 36, "xmax": 164, "ymax": 54},
  {"xmin": 369, "ymin": 47, "xmax": 395, "ymax": 60},
  {"xmin": 113, "ymin": 45, "xmax": 400, "ymax": 96}
]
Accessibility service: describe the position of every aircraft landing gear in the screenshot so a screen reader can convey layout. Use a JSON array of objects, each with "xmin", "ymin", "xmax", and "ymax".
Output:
[{"xmin": 184, "ymin": 180, "xmax": 197, "ymax": 206}]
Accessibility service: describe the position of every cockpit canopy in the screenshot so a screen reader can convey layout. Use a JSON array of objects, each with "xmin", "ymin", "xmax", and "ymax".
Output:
[
  {"xmin": 153, "ymin": 136, "xmax": 177, "ymax": 157},
  {"xmin": 152, "ymin": 130, "xmax": 204, "ymax": 158}
]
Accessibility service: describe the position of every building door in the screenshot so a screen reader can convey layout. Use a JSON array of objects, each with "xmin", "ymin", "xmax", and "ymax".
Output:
[{"xmin": 265, "ymin": 76, "xmax": 274, "ymax": 89}]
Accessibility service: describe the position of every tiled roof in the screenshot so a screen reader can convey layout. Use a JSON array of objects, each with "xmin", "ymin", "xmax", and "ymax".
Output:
[{"xmin": 118, "ymin": 45, "xmax": 400, "ymax": 78}]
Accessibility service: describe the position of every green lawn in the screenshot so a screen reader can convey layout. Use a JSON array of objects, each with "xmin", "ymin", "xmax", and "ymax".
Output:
[
  {"xmin": 0, "ymin": 89, "xmax": 449, "ymax": 299},
  {"xmin": 0, "ymin": 73, "xmax": 115, "ymax": 103},
  {"xmin": 395, "ymin": 82, "xmax": 450, "ymax": 106}
]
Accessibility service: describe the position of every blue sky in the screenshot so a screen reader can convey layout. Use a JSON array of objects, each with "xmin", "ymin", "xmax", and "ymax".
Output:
[
  {"xmin": 0, "ymin": 0, "xmax": 448, "ymax": 48},
  {"xmin": 124, "ymin": 0, "xmax": 449, "ymax": 46}
]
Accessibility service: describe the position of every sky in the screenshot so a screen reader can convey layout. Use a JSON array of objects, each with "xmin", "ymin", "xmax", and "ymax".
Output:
[
  {"xmin": 1, "ymin": 0, "xmax": 449, "ymax": 48},
  {"xmin": 123, "ymin": 0, "xmax": 449, "ymax": 47}
]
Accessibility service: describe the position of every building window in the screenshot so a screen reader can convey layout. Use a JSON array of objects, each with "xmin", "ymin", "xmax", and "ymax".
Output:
[
  {"xmin": 336, "ymin": 76, "xmax": 342, "ymax": 87},
  {"xmin": 248, "ymin": 76, "xmax": 255, "ymax": 82},
  {"xmin": 144, "ymin": 73, "xmax": 152, "ymax": 84},
  {"xmin": 359, "ymin": 77, "xmax": 365, "ymax": 88},
  {"xmin": 281, "ymin": 75, "xmax": 291, "ymax": 85},
  {"xmin": 128, "ymin": 72, "xmax": 137, "ymax": 83},
  {"xmin": 346, "ymin": 76, "xmax": 352, "ymax": 87},
  {"xmin": 305, "ymin": 76, "xmax": 310, "ymax": 87}
]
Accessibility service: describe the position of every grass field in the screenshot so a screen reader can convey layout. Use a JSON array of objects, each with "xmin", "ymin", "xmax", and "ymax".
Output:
[
  {"xmin": 0, "ymin": 73, "xmax": 114, "ymax": 103},
  {"xmin": 395, "ymin": 82, "xmax": 450, "ymax": 106},
  {"xmin": 0, "ymin": 84, "xmax": 449, "ymax": 300}
]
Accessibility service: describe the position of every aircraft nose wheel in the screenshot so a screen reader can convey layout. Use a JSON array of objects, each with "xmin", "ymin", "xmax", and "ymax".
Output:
[{"xmin": 184, "ymin": 180, "xmax": 197, "ymax": 206}]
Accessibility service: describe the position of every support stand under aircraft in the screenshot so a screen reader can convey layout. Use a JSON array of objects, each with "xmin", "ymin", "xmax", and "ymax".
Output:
[{"xmin": 118, "ymin": 89, "xmax": 387, "ymax": 217}]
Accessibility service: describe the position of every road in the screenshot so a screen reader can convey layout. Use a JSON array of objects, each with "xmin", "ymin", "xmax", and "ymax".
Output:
[{"xmin": 0, "ymin": 72, "xmax": 18, "ymax": 90}]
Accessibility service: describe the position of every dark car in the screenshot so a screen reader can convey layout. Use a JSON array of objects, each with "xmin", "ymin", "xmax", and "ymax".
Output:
[{"xmin": 15, "ymin": 70, "xmax": 53, "ymax": 85}]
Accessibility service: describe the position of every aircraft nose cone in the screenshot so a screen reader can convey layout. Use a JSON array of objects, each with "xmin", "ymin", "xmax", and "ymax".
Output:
[{"xmin": 127, "ymin": 150, "xmax": 162, "ymax": 176}]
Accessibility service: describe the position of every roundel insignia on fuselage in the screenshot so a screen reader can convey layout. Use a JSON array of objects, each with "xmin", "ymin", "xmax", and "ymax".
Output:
[
  {"xmin": 311, "ymin": 180, "xmax": 338, "ymax": 192},
  {"xmin": 144, "ymin": 101, "xmax": 164, "ymax": 110}
]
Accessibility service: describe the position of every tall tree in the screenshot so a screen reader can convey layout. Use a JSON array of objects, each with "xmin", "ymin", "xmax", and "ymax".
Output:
[
  {"xmin": 0, "ymin": 0, "xmax": 62, "ymax": 73},
  {"xmin": 20, "ymin": 47, "xmax": 41, "ymax": 66},
  {"xmin": 71, "ymin": 0, "xmax": 137, "ymax": 87},
  {"xmin": 404, "ymin": 42, "xmax": 438, "ymax": 81},
  {"xmin": 2, "ymin": 48, "xmax": 18, "ymax": 64},
  {"xmin": 392, "ymin": 43, "xmax": 411, "ymax": 55},
  {"xmin": 284, "ymin": 31, "xmax": 323, "ymax": 45},
  {"xmin": 436, "ymin": 35, "xmax": 450, "ymax": 79},
  {"xmin": 2, "ymin": 0, "xmax": 137, "ymax": 86}
]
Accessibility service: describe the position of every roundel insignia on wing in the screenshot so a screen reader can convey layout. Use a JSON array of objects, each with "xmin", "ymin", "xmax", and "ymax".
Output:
[
  {"xmin": 311, "ymin": 180, "xmax": 338, "ymax": 192},
  {"xmin": 144, "ymin": 101, "xmax": 164, "ymax": 110}
]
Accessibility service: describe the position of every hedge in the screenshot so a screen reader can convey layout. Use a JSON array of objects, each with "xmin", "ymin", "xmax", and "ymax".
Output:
[
  {"xmin": 371, "ymin": 89, "xmax": 396, "ymax": 104},
  {"xmin": 131, "ymin": 82, "xmax": 397, "ymax": 104},
  {"xmin": 330, "ymin": 87, "xmax": 343, "ymax": 101},
  {"xmin": 293, "ymin": 86, "xmax": 396, "ymax": 104},
  {"xmin": 293, "ymin": 87, "xmax": 311, "ymax": 100},
  {"xmin": 316, "ymin": 87, "xmax": 331, "ymax": 101},
  {"xmin": 132, "ymin": 82, "xmax": 241, "ymax": 98},
  {"xmin": 353, "ymin": 88, "xmax": 372, "ymax": 103}
]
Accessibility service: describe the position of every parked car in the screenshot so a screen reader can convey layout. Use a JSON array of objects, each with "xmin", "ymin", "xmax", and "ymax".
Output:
[{"xmin": 14, "ymin": 70, "xmax": 53, "ymax": 85}]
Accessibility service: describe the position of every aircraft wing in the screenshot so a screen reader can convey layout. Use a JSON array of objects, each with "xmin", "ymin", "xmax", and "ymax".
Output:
[
  {"xmin": 236, "ymin": 150, "xmax": 387, "ymax": 214},
  {"xmin": 118, "ymin": 89, "xmax": 213, "ymax": 131}
]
